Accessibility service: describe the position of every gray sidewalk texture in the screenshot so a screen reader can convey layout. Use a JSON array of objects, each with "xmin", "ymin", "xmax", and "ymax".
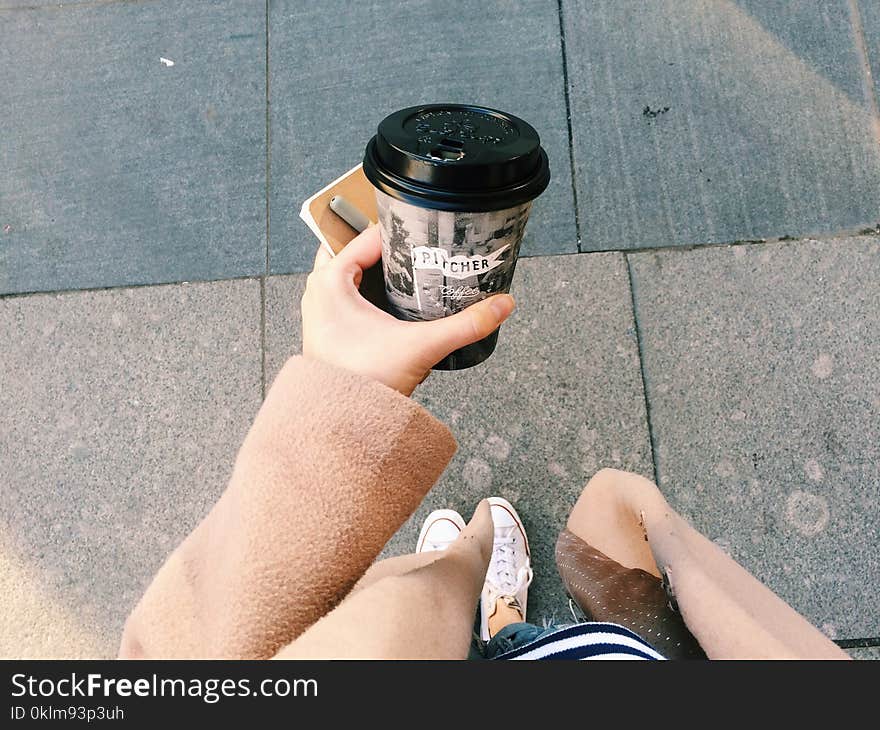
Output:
[{"xmin": 1, "ymin": 0, "xmax": 878, "ymax": 657}]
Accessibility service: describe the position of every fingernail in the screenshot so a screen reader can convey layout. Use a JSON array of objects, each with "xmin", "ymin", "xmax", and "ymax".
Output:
[{"xmin": 489, "ymin": 294, "xmax": 515, "ymax": 320}]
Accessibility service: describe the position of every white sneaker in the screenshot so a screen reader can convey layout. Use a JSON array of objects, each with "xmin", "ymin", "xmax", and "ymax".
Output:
[
  {"xmin": 415, "ymin": 509, "xmax": 466, "ymax": 553},
  {"xmin": 480, "ymin": 497, "xmax": 533, "ymax": 641}
]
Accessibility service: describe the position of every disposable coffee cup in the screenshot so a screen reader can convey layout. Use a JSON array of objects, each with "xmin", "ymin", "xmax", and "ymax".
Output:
[{"xmin": 362, "ymin": 104, "xmax": 550, "ymax": 370}]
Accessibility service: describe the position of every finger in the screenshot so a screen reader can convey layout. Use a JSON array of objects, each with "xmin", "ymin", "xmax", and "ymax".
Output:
[
  {"xmin": 411, "ymin": 294, "xmax": 516, "ymax": 364},
  {"xmin": 312, "ymin": 243, "xmax": 333, "ymax": 271},
  {"xmin": 333, "ymin": 224, "xmax": 382, "ymax": 272}
]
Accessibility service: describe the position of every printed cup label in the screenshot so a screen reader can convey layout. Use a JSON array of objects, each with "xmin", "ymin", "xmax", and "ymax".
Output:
[
  {"xmin": 375, "ymin": 192, "xmax": 531, "ymax": 321},
  {"xmin": 410, "ymin": 245, "xmax": 511, "ymax": 279}
]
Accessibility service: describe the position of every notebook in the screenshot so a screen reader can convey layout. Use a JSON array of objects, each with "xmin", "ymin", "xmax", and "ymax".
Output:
[
  {"xmin": 299, "ymin": 163, "xmax": 387, "ymax": 309},
  {"xmin": 299, "ymin": 164, "xmax": 378, "ymax": 256}
]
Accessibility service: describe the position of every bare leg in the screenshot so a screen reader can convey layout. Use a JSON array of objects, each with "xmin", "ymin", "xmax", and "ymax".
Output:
[{"xmin": 487, "ymin": 597, "xmax": 524, "ymax": 637}]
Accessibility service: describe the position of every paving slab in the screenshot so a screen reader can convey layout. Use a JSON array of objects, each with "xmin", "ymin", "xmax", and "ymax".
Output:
[
  {"xmin": 0, "ymin": 279, "xmax": 262, "ymax": 658},
  {"xmin": 0, "ymin": 0, "xmax": 265, "ymax": 295},
  {"xmin": 562, "ymin": 0, "xmax": 880, "ymax": 250},
  {"xmin": 629, "ymin": 236, "xmax": 880, "ymax": 639},
  {"xmin": 265, "ymin": 253, "xmax": 653, "ymax": 625},
  {"xmin": 268, "ymin": 0, "xmax": 576, "ymax": 274}
]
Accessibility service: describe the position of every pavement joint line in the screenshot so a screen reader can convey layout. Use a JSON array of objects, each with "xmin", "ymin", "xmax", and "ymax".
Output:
[
  {"xmin": 259, "ymin": 276, "xmax": 267, "ymax": 401},
  {"xmin": 848, "ymin": 0, "xmax": 880, "ymax": 144},
  {"xmin": 0, "ymin": 273, "xmax": 266, "ymax": 301},
  {"xmin": 2, "ymin": 224, "xmax": 879, "ymax": 301},
  {"xmin": 624, "ymin": 252, "xmax": 660, "ymax": 487},
  {"xmin": 581, "ymin": 223, "xmax": 880, "ymax": 256},
  {"xmin": 556, "ymin": 0, "xmax": 582, "ymax": 253},
  {"xmin": 261, "ymin": 0, "xmax": 270, "ymax": 402},
  {"xmin": 265, "ymin": 0, "xmax": 271, "ymax": 280},
  {"xmin": 835, "ymin": 637, "xmax": 880, "ymax": 649}
]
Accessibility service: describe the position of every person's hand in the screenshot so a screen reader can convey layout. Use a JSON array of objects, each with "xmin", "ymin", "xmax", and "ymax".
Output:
[{"xmin": 301, "ymin": 225, "xmax": 515, "ymax": 396}]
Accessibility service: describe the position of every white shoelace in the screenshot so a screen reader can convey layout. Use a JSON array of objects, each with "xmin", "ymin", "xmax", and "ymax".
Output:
[{"xmin": 485, "ymin": 525, "xmax": 533, "ymax": 599}]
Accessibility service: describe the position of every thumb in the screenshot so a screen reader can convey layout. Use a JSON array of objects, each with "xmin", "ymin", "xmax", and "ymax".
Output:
[{"xmin": 414, "ymin": 294, "xmax": 516, "ymax": 363}]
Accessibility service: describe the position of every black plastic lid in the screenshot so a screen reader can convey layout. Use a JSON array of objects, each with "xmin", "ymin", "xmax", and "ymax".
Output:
[{"xmin": 362, "ymin": 104, "xmax": 550, "ymax": 212}]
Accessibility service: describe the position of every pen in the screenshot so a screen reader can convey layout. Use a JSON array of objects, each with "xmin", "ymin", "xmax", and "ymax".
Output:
[{"xmin": 329, "ymin": 195, "xmax": 371, "ymax": 233}]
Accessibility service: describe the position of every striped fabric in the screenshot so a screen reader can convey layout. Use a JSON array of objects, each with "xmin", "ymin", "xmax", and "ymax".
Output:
[{"xmin": 495, "ymin": 622, "xmax": 666, "ymax": 661}]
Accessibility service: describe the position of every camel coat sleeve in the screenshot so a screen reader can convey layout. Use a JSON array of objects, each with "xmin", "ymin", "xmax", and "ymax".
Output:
[{"xmin": 118, "ymin": 356, "xmax": 456, "ymax": 659}]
